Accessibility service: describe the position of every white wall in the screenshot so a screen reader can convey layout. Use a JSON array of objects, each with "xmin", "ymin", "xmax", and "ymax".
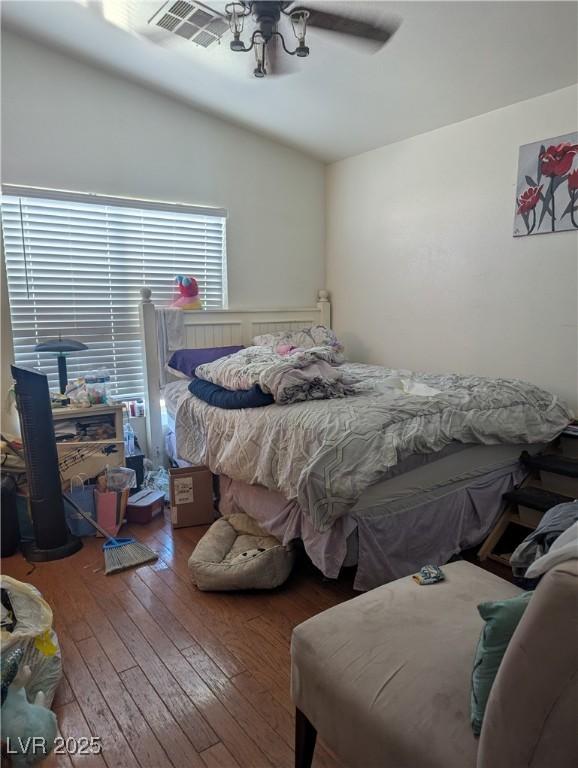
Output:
[
  {"xmin": 327, "ymin": 85, "xmax": 578, "ymax": 410},
  {"xmin": 1, "ymin": 30, "xmax": 325, "ymax": 309},
  {"xmin": 1, "ymin": 234, "xmax": 18, "ymax": 434}
]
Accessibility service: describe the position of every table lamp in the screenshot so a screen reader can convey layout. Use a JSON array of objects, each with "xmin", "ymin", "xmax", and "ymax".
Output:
[{"xmin": 34, "ymin": 336, "xmax": 88, "ymax": 394}]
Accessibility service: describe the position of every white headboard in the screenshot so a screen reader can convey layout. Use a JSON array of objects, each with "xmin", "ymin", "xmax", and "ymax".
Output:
[{"xmin": 138, "ymin": 288, "xmax": 331, "ymax": 465}]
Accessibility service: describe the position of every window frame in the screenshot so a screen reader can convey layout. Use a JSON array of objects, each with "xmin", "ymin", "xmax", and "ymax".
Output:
[{"xmin": 1, "ymin": 184, "xmax": 228, "ymax": 400}]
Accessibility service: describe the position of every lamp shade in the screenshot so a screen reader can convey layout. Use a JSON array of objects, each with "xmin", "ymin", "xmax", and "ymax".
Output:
[
  {"xmin": 35, "ymin": 338, "xmax": 88, "ymax": 353},
  {"xmin": 34, "ymin": 337, "xmax": 88, "ymax": 394}
]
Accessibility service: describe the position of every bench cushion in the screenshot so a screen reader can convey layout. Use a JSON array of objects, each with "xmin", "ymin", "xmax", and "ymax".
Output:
[{"xmin": 291, "ymin": 560, "xmax": 520, "ymax": 768}]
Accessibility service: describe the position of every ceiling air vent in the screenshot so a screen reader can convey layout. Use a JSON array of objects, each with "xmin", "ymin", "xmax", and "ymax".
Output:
[
  {"xmin": 170, "ymin": 1, "xmax": 194, "ymax": 17},
  {"xmin": 157, "ymin": 13, "xmax": 180, "ymax": 31},
  {"xmin": 148, "ymin": 1, "xmax": 229, "ymax": 49}
]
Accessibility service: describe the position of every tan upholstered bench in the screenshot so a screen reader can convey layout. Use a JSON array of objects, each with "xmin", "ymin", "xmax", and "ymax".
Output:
[{"xmin": 291, "ymin": 559, "xmax": 578, "ymax": 768}]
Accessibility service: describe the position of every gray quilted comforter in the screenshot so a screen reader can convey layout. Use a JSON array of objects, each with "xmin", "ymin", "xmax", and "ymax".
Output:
[{"xmin": 175, "ymin": 363, "xmax": 572, "ymax": 532}]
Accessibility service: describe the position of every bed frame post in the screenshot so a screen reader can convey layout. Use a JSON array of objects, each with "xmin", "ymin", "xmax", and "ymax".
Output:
[
  {"xmin": 317, "ymin": 289, "xmax": 331, "ymax": 327},
  {"xmin": 139, "ymin": 287, "xmax": 164, "ymax": 467}
]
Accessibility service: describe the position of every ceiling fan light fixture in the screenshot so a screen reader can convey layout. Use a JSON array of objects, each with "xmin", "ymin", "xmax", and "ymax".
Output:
[
  {"xmin": 290, "ymin": 8, "xmax": 309, "ymax": 43},
  {"xmin": 253, "ymin": 32, "xmax": 266, "ymax": 77},
  {"xmin": 225, "ymin": 1, "xmax": 247, "ymax": 39},
  {"xmin": 216, "ymin": 1, "xmax": 399, "ymax": 78}
]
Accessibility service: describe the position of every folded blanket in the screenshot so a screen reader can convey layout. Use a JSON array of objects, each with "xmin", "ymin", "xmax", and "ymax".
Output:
[
  {"xmin": 195, "ymin": 346, "xmax": 355, "ymax": 405},
  {"xmin": 188, "ymin": 378, "xmax": 274, "ymax": 409}
]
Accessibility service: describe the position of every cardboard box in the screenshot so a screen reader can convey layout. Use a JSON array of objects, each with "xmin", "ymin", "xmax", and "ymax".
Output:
[{"xmin": 169, "ymin": 466, "xmax": 215, "ymax": 528}]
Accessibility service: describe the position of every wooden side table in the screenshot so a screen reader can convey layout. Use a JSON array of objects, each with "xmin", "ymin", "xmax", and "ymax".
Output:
[{"xmin": 52, "ymin": 403, "xmax": 125, "ymax": 481}]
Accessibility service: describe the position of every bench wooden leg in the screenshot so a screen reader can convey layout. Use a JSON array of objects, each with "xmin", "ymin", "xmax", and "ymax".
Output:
[{"xmin": 295, "ymin": 708, "xmax": 317, "ymax": 768}]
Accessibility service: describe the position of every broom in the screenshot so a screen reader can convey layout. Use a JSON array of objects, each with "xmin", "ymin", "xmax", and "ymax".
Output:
[{"xmin": 63, "ymin": 493, "xmax": 158, "ymax": 575}]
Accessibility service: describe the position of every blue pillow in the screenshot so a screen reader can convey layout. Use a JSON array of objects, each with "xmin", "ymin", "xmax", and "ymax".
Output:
[
  {"xmin": 188, "ymin": 378, "xmax": 274, "ymax": 409},
  {"xmin": 168, "ymin": 346, "xmax": 243, "ymax": 378},
  {"xmin": 470, "ymin": 591, "xmax": 532, "ymax": 735}
]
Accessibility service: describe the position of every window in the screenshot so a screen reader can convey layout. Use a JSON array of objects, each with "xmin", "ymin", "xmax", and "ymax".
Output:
[{"xmin": 1, "ymin": 187, "xmax": 227, "ymax": 400}]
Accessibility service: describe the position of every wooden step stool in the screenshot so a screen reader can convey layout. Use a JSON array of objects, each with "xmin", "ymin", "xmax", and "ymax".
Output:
[{"xmin": 478, "ymin": 436, "xmax": 578, "ymax": 566}]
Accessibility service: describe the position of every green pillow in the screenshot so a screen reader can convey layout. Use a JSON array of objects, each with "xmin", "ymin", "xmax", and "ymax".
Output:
[{"xmin": 470, "ymin": 591, "xmax": 532, "ymax": 735}]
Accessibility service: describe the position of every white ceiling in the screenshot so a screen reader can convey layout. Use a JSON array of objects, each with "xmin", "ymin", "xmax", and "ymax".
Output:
[{"xmin": 3, "ymin": 1, "xmax": 578, "ymax": 161}]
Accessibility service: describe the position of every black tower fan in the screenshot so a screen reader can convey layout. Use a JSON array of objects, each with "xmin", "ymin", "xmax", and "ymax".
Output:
[{"xmin": 11, "ymin": 365, "xmax": 82, "ymax": 561}]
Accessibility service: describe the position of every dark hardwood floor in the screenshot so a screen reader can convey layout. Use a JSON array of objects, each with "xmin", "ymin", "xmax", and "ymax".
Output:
[{"xmin": 1, "ymin": 512, "xmax": 356, "ymax": 768}]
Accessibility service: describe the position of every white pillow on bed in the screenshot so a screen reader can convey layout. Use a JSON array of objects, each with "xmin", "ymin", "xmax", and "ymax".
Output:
[
  {"xmin": 164, "ymin": 363, "xmax": 191, "ymax": 381},
  {"xmin": 252, "ymin": 325, "xmax": 344, "ymax": 356}
]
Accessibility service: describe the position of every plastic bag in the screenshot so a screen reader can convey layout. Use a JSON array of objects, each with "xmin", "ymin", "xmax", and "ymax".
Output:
[
  {"xmin": 64, "ymin": 377, "xmax": 90, "ymax": 406},
  {"xmin": 105, "ymin": 466, "xmax": 136, "ymax": 492},
  {"xmin": 85, "ymin": 370, "xmax": 111, "ymax": 405},
  {"xmin": 0, "ymin": 576, "xmax": 62, "ymax": 707},
  {"xmin": 143, "ymin": 467, "xmax": 170, "ymax": 500}
]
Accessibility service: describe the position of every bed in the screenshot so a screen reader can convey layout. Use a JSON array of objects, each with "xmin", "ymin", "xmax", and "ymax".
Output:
[{"xmin": 139, "ymin": 288, "xmax": 571, "ymax": 590}]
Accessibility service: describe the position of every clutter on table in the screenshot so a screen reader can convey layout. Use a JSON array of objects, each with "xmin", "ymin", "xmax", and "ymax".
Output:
[
  {"xmin": 53, "ymin": 403, "xmax": 124, "ymax": 483},
  {"xmin": 54, "ymin": 412, "xmax": 117, "ymax": 443},
  {"xmin": 125, "ymin": 399, "xmax": 145, "ymax": 417},
  {"xmin": 64, "ymin": 369, "xmax": 110, "ymax": 406},
  {"xmin": 49, "ymin": 393, "xmax": 70, "ymax": 408}
]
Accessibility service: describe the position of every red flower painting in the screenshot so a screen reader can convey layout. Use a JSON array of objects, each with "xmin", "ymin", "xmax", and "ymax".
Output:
[
  {"xmin": 515, "ymin": 132, "xmax": 578, "ymax": 236},
  {"xmin": 517, "ymin": 185, "xmax": 543, "ymax": 233},
  {"xmin": 568, "ymin": 169, "xmax": 578, "ymax": 229},
  {"xmin": 539, "ymin": 142, "xmax": 578, "ymax": 177},
  {"xmin": 517, "ymin": 185, "xmax": 542, "ymax": 215}
]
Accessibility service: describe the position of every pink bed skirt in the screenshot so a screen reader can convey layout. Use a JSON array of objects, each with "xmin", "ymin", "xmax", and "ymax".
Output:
[{"xmin": 218, "ymin": 475, "xmax": 356, "ymax": 579}]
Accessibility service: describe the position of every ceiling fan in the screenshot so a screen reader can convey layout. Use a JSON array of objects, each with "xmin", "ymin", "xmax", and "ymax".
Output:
[{"xmin": 146, "ymin": 1, "xmax": 400, "ymax": 78}]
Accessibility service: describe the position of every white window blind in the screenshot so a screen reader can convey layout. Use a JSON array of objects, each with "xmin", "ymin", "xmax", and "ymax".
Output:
[{"xmin": 1, "ymin": 188, "xmax": 227, "ymax": 400}]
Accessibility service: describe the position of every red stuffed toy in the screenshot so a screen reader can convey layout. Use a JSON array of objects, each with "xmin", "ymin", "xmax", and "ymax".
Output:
[{"xmin": 170, "ymin": 275, "xmax": 203, "ymax": 310}]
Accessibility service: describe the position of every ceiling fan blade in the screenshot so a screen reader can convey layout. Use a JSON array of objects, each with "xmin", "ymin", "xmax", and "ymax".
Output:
[
  {"xmin": 303, "ymin": 8, "xmax": 399, "ymax": 49},
  {"xmin": 137, "ymin": 25, "xmax": 180, "ymax": 46}
]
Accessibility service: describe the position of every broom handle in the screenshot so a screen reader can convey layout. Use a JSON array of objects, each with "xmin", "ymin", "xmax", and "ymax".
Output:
[{"xmin": 62, "ymin": 492, "xmax": 116, "ymax": 541}]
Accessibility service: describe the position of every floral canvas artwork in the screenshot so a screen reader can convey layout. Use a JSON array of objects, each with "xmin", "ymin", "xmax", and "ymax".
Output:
[{"xmin": 513, "ymin": 132, "xmax": 578, "ymax": 237}]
